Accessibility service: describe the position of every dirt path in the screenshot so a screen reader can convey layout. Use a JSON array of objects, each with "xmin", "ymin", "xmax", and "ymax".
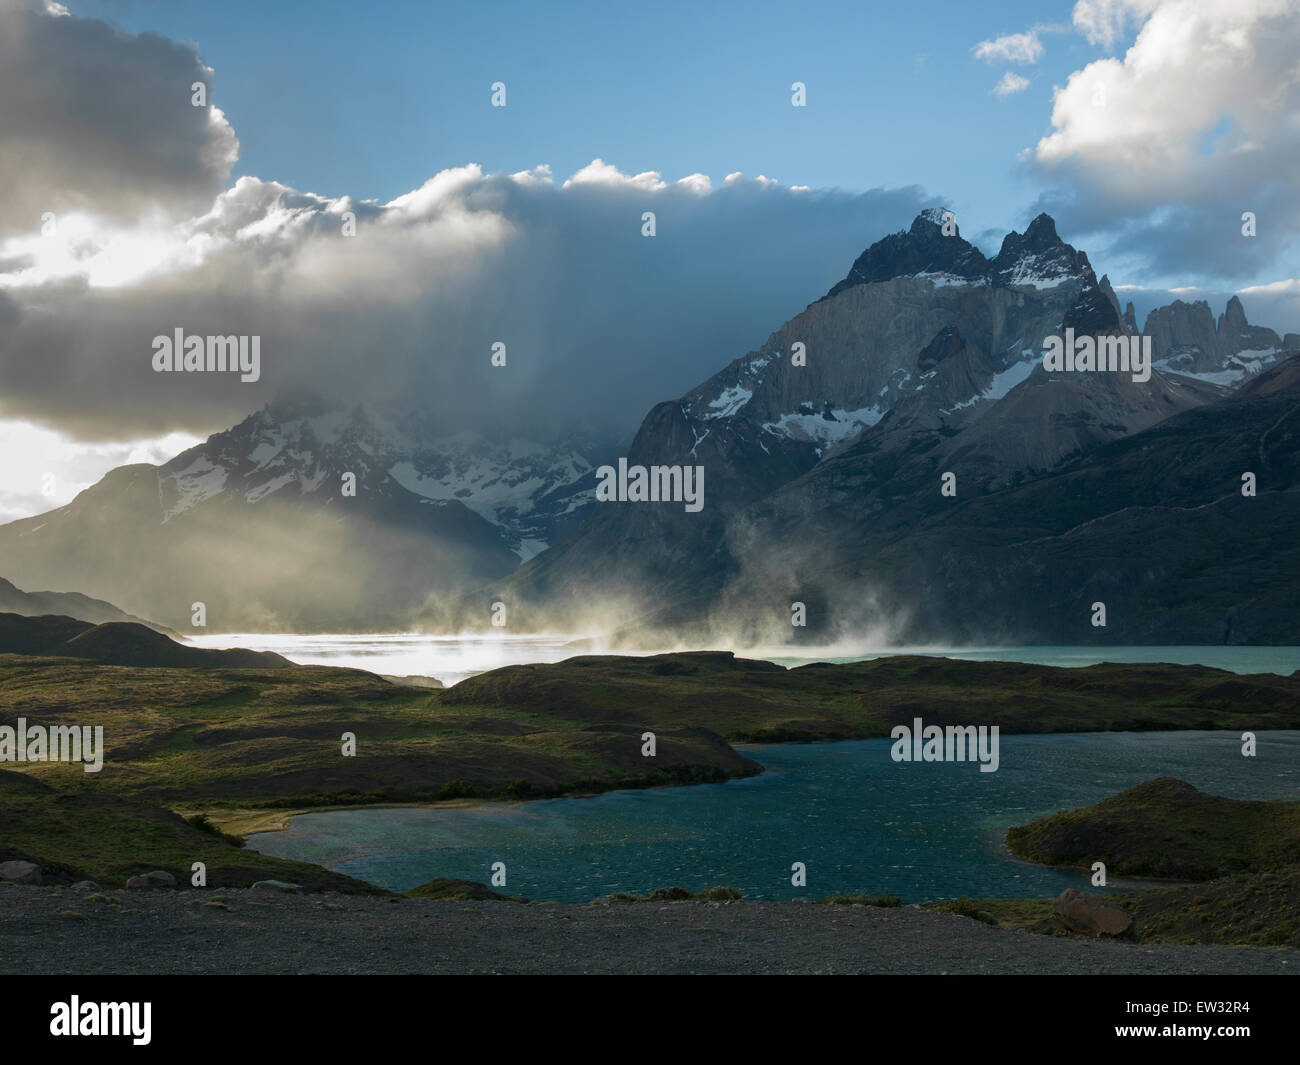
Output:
[{"xmin": 3, "ymin": 885, "xmax": 1296, "ymax": 975}]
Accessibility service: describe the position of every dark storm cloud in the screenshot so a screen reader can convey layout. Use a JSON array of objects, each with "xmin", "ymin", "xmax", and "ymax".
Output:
[
  {"xmin": 0, "ymin": 0, "xmax": 238, "ymax": 238},
  {"xmin": 0, "ymin": 1, "xmax": 935, "ymax": 446},
  {"xmin": 0, "ymin": 166, "xmax": 933, "ymax": 442}
]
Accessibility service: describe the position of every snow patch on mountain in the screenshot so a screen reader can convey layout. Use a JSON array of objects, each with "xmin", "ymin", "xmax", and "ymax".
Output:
[
  {"xmin": 159, "ymin": 457, "xmax": 228, "ymax": 521},
  {"xmin": 707, "ymin": 383, "xmax": 755, "ymax": 419},
  {"xmin": 245, "ymin": 472, "xmax": 296, "ymax": 504},
  {"xmin": 998, "ymin": 255, "xmax": 1076, "ymax": 289},
  {"xmin": 1159, "ymin": 347, "xmax": 1279, "ymax": 388},
  {"xmin": 763, "ymin": 404, "xmax": 885, "ymax": 450},
  {"xmin": 914, "ymin": 271, "xmax": 987, "ymax": 289},
  {"xmin": 154, "ymin": 403, "xmax": 600, "ymax": 561}
]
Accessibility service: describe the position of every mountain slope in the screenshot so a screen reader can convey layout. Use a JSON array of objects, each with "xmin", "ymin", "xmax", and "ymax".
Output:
[
  {"xmin": 490, "ymin": 211, "xmax": 1245, "ymax": 636},
  {"xmin": 0, "ymin": 398, "xmax": 604, "ymax": 630},
  {"xmin": 0, "ymin": 578, "xmax": 175, "ymax": 635},
  {"xmin": 716, "ymin": 354, "xmax": 1300, "ymax": 645},
  {"xmin": 0, "ymin": 613, "xmax": 293, "ymax": 667},
  {"xmin": 1146, "ymin": 295, "xmax": 1289, "ymax": 384}
]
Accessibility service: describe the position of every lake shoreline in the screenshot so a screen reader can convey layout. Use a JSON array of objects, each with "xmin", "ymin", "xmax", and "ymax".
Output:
[{"xmin": 244, "ymin": 730, "xmax": 1300, "ymax": 906}]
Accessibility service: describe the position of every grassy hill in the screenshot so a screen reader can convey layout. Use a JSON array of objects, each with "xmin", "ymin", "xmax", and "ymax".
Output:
[
  {"xmin": 0, "ymin": 653, "xmax": 760, "ymax": 807},
  {"xmin": 1005, "ymin": 776, "xmax": 1300, "ymax": 880},
  {"xmin": 5, "ymin": 650, "xmax": 1300, "ymax": 809},
  {"xmin": 0, "ymin": 770, "xmax": 381, "ymax": 892},
  {"xmin": 445, "ymin": 651, "xmax": 1300, "ymax": 742},
  {"xmin": 940, "ymin": 777, "xmax": 1300, "ymax": 948},
  {"xmin": 5, "ymin": 648, "xmax": 1299, "ymax": 907}
]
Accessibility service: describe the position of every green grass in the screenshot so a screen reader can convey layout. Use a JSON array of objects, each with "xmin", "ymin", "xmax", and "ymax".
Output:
[
  {"xmin": 7, "ymin": 652, "xmax": 1299, "ymax": 813},
  {"xmin": 922, "ymin": 866, "xmax": 1300, "ymax": 949},
  {"xmin": 0, "ymin": 654, "xmax": 760, "ymax": 809},
  {"xmin": 0, "ymin": 770, "xmax": 382, "ymax": 893},
  {"xmin": 7, "ymin": 650, "xmax": 1300, "ymax": 908},
  {"xmin": 403, "ymin": 877, "xmax": 517, "ymax": 901},
  {"xmin": 948, "ymin": 777, "xmax": 1300, "ymax": 948},
  {"xmin": 823, "ymin": 892, "xmax": 903, "ymax": 907},
  {"xmin": 1005, "ymin": 777, "xmax": 1300, "ymax": 880}
]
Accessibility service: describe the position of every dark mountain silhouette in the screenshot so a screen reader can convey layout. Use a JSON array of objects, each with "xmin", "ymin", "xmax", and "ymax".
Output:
[{"xmin": 0, "ymin": 614, "xmax": 293, "ymax": 668}]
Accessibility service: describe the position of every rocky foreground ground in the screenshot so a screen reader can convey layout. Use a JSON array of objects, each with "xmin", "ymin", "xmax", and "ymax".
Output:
[{"xmin": 3, "ymin": 884, "xmax": 1297, "ymax": 975}]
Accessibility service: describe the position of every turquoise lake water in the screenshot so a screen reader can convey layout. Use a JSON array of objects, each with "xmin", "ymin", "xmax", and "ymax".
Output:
[{"xmin": 251, "ymin": 730, "xmax": 1300, "ymax": 903}]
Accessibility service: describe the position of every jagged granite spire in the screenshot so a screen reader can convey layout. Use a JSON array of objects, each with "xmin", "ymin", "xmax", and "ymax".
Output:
[
  {"xmin": 822, "ymin": 210, "xmax": 988, "ymax": 300},
  {"xmin": 823, "ymin": 210, "xmax": 1092, "ymax": 301}
]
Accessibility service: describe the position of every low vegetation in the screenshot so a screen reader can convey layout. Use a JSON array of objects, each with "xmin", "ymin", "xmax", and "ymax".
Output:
[
  {"xmin": 1005, "ymin": 777, "xmax": 1300, "ymax": 880},
  {"xmin": 940, "ymin": 777, "xmax": 1300, "ymax": 948},
  {"xmin": 0, "ymin": 769, "xmax": 380, "ymax": 893}
]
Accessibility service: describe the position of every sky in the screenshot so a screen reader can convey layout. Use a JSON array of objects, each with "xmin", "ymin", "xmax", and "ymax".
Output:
[{"xmin": 2, "ymin": 0, "xmax": 1299, "ymax": 522}]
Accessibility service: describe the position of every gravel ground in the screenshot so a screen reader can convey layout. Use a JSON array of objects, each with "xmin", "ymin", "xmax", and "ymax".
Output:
[{"xmin": 3, "ymin": 885, "xmax": 1297, "ymax": 975}]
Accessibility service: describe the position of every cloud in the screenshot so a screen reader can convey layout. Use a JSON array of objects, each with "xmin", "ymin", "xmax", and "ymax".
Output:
[
  {"xmin": 0, "ymin": 419, "xmax": 203, "ymax": 523},
  {"xmin": 973, "ymin": 31, "xmax": 1044, "ymax": 64},
  {"xmin": 1071, "ymin": 0, "xmax": 1161, "ymax": 47},
  {"xmin": 0, "ymin": 161, "xmax": 933, "ymax": 444},
  {"xmin": 992, "ymin": 72, "xmax": 1031, "ymax": 98},
  {"xmin": 0, "ymin": 2, "xmax": 937, "ymax": 459},
  {"xmin": 0, "ymin": 0, "xmax": 238, "ymax": 240},
  {"xmin": 1029, "ymin": 0, "xmax": 1300, "ymax": 283}
]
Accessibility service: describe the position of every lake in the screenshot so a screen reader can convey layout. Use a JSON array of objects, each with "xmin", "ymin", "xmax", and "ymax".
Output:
[
  {"xmin": 210, "ymin": 635, "xmax": 1299, "ymax": 902},
  {"xmin": 184, "ymin": 632, "xmax": 1300, "ymax": 687},
  {"xmin": 250, "ymin": 730, "xmax": 1300, "ymax": 903}
]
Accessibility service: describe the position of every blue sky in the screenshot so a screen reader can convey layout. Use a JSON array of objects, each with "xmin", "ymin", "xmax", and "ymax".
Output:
[{"xmin": 74, "ymin": 0, "xmax": 1092, "ymax": 249}]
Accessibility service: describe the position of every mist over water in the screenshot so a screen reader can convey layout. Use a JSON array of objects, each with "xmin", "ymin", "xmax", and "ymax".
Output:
[
  {"xmin": 184, "ymin": 631, "xmax": 1300, "ymax": 686},
  {"xmin": 184, "ymin": 632, "xmax": 602, "ymax": 686}
]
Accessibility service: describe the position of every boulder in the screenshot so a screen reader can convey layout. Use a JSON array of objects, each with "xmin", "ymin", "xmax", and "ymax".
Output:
[
  {"xmin": 251, "ymin": 879, "xmax": 305, "ymax": 894},
  {"xmin": 126, "ymin": 870, "xmax": 177, "ymax": 889},
  {"xmin": 0, "ymin": 859, "xmax": 41, "ymax": 885},
  {"xmin": 1053, "ymin": 888, "xmax": 1135, "ymax": 939}
]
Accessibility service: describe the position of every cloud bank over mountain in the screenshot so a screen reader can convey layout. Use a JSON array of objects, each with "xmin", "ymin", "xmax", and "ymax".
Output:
[
  {"xmin": 1029, "ymin": 0, "xmax": 1300, "ymax": 282},
  {"xmin": 2, "ymin": 0, "xmax": 1298, "ymax": 529}
]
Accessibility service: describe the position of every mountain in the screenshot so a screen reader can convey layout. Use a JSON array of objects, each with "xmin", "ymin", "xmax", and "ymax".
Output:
[
  {"xmin": 0, "ymin": 397, "xmax": 605, "ymax": 630},
  {"xmin": 1145, "ymin": 295, "xmax": 1290, "ymax": 384},
  {"xmin": 0, "ymin": 613, "xmax": 293, "ymax": 667},
  {"xmin": 5, "ymin": 209, "xmax": 1294, "ymax": 642},
  {"xmin": 710, "ymin": 353, "xmax": 1300, "ymax": 645},
  {"xmin": 0, "ymin": 577, "xmax": 176, "ymax": 635},
  {"xmin": 492, "ymin": 210, "xmax": 1268, "ymax": 637}
]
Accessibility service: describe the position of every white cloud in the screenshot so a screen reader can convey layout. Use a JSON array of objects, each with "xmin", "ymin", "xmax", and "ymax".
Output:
[
  {"xmin": 973, "ymin": 31, "xmax": 1044, "ymax": 64},
  {"xmin": 1039, "ymin": 0, "xmax": 1300, "ymax": 188},
  {"xmin": 1029, "ymin": 0, "xmax": 1300, "ymax": 281},
  {"xmin": 0, "ymin": 0, "xmax": 934, "ymax": 491},
  {"xmin": 992, "ymin": 72, "xmax": 1031, "ymax": 98},
  {"xmin": 562, "ymin": 159, "xmax": 667, "ymax": 191},
  {"xmin": 1071, "ymin": 0, "xmax": 1161, "ymax": 47}
]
